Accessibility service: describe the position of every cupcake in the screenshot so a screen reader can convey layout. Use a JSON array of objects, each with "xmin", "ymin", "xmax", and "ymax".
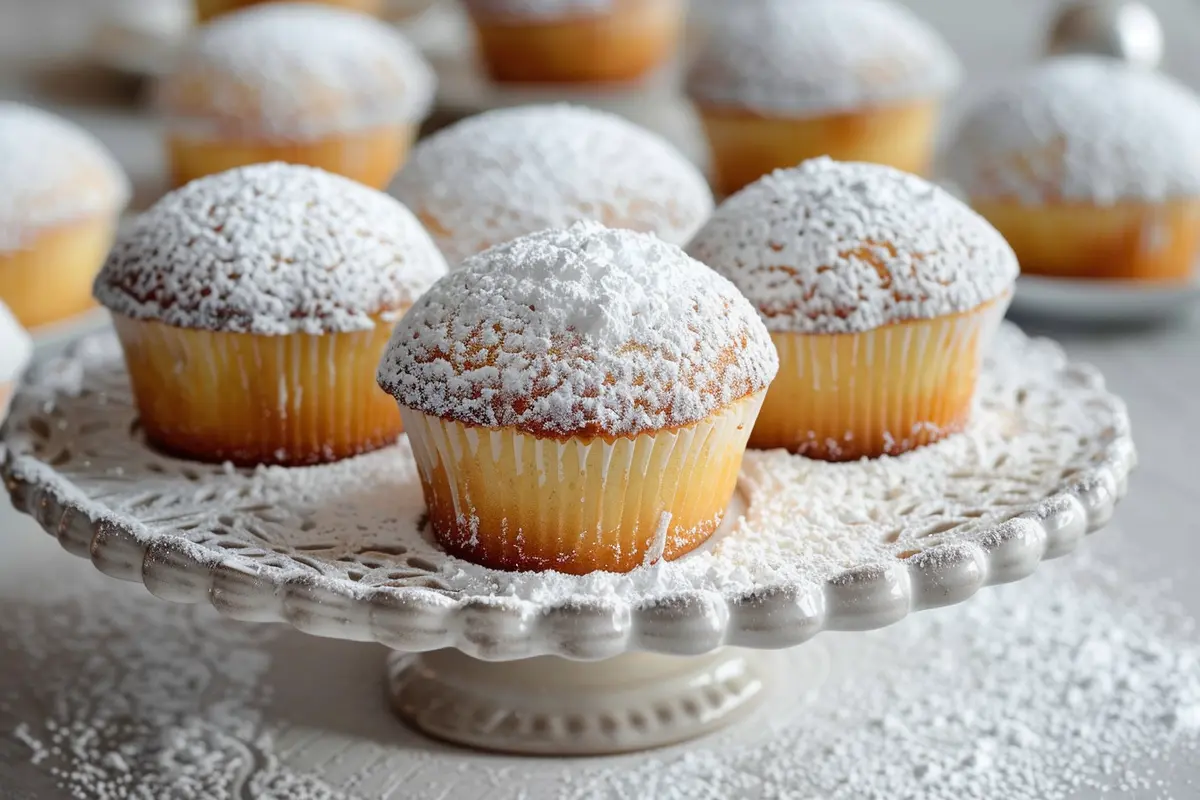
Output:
[
  {"xmin": 686, "ymin": 0, "xmax": 960, "ymax": 197},
  {"xmin": 391, "ymin": 104, "xmax": 712, "ymax": 265},
  {"xmin": 158, "ymin": 3, "xmax": 435, "ymax": 189},
  {"xmin": 688, "ymin": 158, "xmax": 1017, "ymax": 461},
  {"xmin": 0, "ymin": 103, "xmax": 130, "ymax": 329},
  {"xmin": 943, "ymin": 55, "xmax": 1200, "ymax": 283},
  {"xmin": 463, "ymin": 0, "xmax": 683, "ymax": 84},
  {"xmin": 194, "ymin": 0, "xmax": 382, "ymax": 24},
  {"xmin": 0, "ymin": 300, "xmax": 32, "ymax": 415},
  {"xmin": 94, "ymin": 162, "xmax": 447, "ymax": 467},
  {"xmin": 377, "ymin": 221, "xmax": 777, "ymax": 574}
]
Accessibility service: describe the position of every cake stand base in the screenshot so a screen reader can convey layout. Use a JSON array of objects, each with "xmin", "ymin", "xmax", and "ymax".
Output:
[{"xmin": 387, "ymin": 648, "xmax": 784, "ymax": 755}]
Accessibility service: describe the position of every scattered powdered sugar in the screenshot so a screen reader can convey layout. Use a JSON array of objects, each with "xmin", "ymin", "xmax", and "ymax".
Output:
[
  {"xmin": 462, "ymin": 0, "xmax": 613, "ymax": 20},
  {"xmin": 687, "ymin": 158, "xmax": 1019, "ymax": 334},
  {"xmin": 158, "ymin": 3, "xmax": 435, "ymax": 140},
  {"xmin": 8, "ymin": 534, "xmax": 1200, "ymax": 797},
  {"xmin": 0, "ymin": 299, "xmax": 32, "ymax": 384},
  {"xmin": 686, "ymin": 0, "xmax": 960, "ymax": 116},
  {"xmin": 377, "ymin": 221, "xmax": 777, "ymax": 438},
  {"xmin": 1, "ymin": 569, "xmax": 353, "ymax": 799},
  {"xmin": 0, "ymin": 102, "xmax": 130, "ymax": 252},
  {"xmin": 943, "ymin": 55, "xmax": 1200, "ymax": 206},
  {"xmin": 562, "ymin": 551, "xmax": 1200, "ymax": 799},
  {"xmin": 94, "ymin": 162, "xmax": 448, "ymax": 335},
  {"xmin": 390, "ymin": 104, "xmax": 713, "ymax": 264}
]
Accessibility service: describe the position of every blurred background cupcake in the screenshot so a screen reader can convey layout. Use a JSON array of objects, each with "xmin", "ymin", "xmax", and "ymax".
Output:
[
  {"xmin": 392, "ymin": 103, "xmax": 711, "ymax": 263},
  {"xmin": 686, "ymin": 0, "xmax": 959, "ymax": 197},
  {"xmin": 0, "ymin": 102, "xmax": 129, "ymax": 329},
  {"xmin": 193, "ymin": 0, "xmax": 384, "ymax": 24},
  {"xmin": 157, "ymin": 3, "xmax": 434, "ymax": 189},
  {"xmin": 943, "ymin": 54, "xmax": 1200, "ymax": 285},
  {"xmin": 462, "ymin": 0, "xmax": 683, "ymax": 84}
]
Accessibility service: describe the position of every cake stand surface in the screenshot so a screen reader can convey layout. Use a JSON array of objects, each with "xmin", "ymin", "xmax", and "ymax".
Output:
[{"xmin": 2, "ymin": 324, "xmax": 1134, "ymax": 755}]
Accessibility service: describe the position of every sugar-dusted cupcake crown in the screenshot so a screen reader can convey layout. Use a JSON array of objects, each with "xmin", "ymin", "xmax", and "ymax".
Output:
[
  {"xmin": 0, "ymin": 103, "xmax": 130, "ymax": 252},
  {"xmin": 943, "ymin": 55, "xmax": 1200, "ymax": 206},
  {"xmin": 686, "ymin": 0, "xmax": 960, "ymax": 117},
  {"xmin": 94, "ymin": 162, "xmax": 448, "ymax": 335},
  {"xmin": 391, "ymin": 104, "xmax": 714, "ymax": 264},
  {"xmin": 688, "ymin": 157, "xmax": 1018, "ymax": 335},
  {"xmin": 378, "ymin": 221, "xmax": 778, "ymax": 438},
  {"xmin": 158, "ymin": 3, "xmax": 435, "ymax": 140}
]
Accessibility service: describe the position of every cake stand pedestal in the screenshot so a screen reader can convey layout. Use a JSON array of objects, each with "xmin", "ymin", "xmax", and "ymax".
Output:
[
  {"xmin": 388, "ymin": 648, "xmax": 787, "ymax": 755},
  {"xmin": 2, "ymin": 325, "xmax": 1134, "ymax": 755}
]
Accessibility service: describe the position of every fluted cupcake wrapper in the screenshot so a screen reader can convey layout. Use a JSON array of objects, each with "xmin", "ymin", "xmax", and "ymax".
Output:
[
  {"xmin": 113, "ymin": 314, "xmax": 402, "ymax": 467},
  {"xmin": 751, "ymin": 297, "xmax": 1010, "ymax": 460},
  {"xmin": 400, "ymin": 391, "xmax": 766, "ymax": 575}
]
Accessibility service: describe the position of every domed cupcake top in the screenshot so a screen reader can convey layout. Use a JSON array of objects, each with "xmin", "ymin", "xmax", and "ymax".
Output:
[
  {"xmin": 378, "ymin": 221, "xmax": 778, "ymax": 438},
  {"xmin": 688, "ymin": 158, "xmax": 1018, "ymax": 335},
  {"xmin": 0, "ymin": 103, "xmax": 130, "ymax": 251},
  {"xmin": 0, "ymin": 300, "xmax": 31, "ymax": 384},
  {"xmin": 943, "ymin": 55, "xmax": 1200, "ymax": 205},
  {"xmin": 158, "ymin": 3, "xmax": 435, "ymax": 140},
  {"xmin": 94, "ymin": 162, "xmax": 447, "ymax": 336},
  {"xmin": 462, "ymin": 0, "xmax": 611, "ymax": 19},
  {"xmin": 686, "ymin": 0, "xmax": 960, "ymax": 117},
  {"xmin": 390, "ymin": 104, "xmax": 713, "ymax": 264}
]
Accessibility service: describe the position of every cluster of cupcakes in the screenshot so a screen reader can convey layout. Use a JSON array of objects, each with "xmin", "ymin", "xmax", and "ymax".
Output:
[
  {"xmin": 90, "ymin": 102, "xmax": 1018, "ymax": 575},
  {"xmin": 5, "ymin": 0, "xmax": 1199, "ymax": 581}
]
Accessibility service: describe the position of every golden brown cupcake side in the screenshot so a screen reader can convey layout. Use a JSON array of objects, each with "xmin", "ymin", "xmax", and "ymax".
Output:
[{"xmin": 465, "ymin": 0, "xmax": 682, "ymax": 84}]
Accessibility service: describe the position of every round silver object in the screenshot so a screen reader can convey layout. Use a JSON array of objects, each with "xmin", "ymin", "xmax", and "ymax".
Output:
[{"xmin": 1046, "ymin": 0, "xmax": 1164, "ymax": 69}]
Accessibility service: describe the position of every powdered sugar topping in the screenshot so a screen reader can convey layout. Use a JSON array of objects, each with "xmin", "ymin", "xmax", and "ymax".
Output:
[
  {"xmin": 390, "ymin": 104, "xmax": 713, "ymax": 265},
  {"xmin": 0, "ymin": 103, "xmax": 130, "ymax": 252},
  {"xmin": 0, "ymin": 300, "xmax": 31, "ymax": 385},
  {"xmin": 688, "ymin": 158, "xmax": 1019, "ymax": 334},
  {"xmin": 687, "ymin": 0, "xmax": 960, "ymax": 116},
  {"xmin": 94, "ymin": 162, "xmax": 448, "ymax": 335},
  {"xmin": 378, "ymin": 221, "xmax": 777, "ymax": 437},
  {"xmin": 943, "ymin": 55, "xmax": 1200, "ymax": 205},
  {"xmin": 158, "ymin": 3, "xmax": 435, "ymax": 140}
]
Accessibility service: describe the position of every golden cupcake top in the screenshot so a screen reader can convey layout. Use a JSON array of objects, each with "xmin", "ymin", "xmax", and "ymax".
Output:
[
  {"xmin": 391, "ymin": 104, "xmax": 713, "ymax": 264},
  {"xmin": 94, "ymin": 162, "xmax": 447, "ymax": 335},
  {"xmin": 686, "ymin": 0, "xmax": 959, "ymax": 116},
  {"xmin": 943, "ymin": 55, "xmax": 1200, "ymax": 206},
  {"xmin": 688, "ymin": 158, "xmax": 1018, "ymax": 335},
  {"xmin": 378, "ymin": 221, "xmax": 778, "ymax": 439},
  {"xmin": 157, "ymin": 3, "xmax": 435, "ymax": 140},
  {"xmin": 0, "ymin": 103, "xmax": 130, "ymax": 252}
]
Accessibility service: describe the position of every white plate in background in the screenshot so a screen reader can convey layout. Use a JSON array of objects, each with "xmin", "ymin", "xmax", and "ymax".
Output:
[{"xmin": 1012, "ymin": 274, "xmax": 1200, "ymax": 324}]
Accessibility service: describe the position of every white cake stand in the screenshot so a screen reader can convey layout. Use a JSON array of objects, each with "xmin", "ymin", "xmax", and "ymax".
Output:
[{"xmin": 1, "ymin": 324, "xmax": 1135, "ymax": 756}]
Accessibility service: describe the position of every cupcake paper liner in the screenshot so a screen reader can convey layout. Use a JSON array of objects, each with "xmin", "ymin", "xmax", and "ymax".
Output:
[{"xmin": 401, "ymin": 390, "xmax": 765, "ymax": 574}]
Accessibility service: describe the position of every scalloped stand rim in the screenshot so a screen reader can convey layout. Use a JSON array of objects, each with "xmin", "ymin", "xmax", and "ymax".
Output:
[{"xmin": 386, "ymin": 646, "xmax": 820, "ymax": 756}]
